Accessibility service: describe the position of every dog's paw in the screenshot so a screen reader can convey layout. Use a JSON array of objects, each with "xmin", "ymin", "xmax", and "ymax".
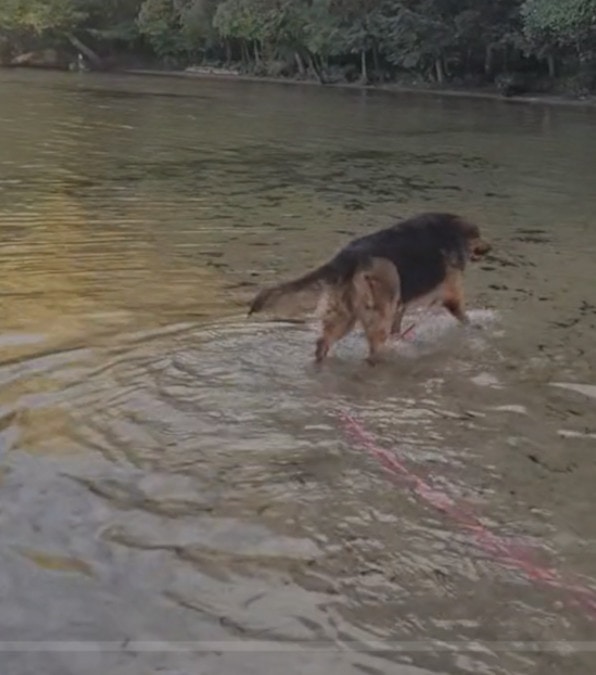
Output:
[{"xmin": 315, "ymin": 338, "xmax": 329, "ymax": 363}]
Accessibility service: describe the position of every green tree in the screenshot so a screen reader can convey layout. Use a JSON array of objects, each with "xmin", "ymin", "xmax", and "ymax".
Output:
[
  {"xmin": 260, "ymin": 0, "xmax": 335, "ymax": 80},
  {"xmin": 87, "ymin": 0, "xmax": 144, "ymax": 44},
  {"xmin": 522, "ymin": 0, "xmax": 596, "ymax": 79},
  {"xmin": 179, "ymin": 0, "xmax": 219, "ymax": 56},
  {"xmin": 453, "ymin": 0, "xmax": 522, "ymax": 77},
  {"xmin": 137, "ymin": 0, "xmax": 186, "ymax": 58},
  {"xmin": 0, "ymin": 0, "xmax": 103, "ymax": 64},
  {"xmin": 379, "ymin": 0, "xmax": 459, "ymax": 83},
  {"xmin": 327, "ymin": 0, "xmax": 391, "ymax": 83},
  {"xmin": 2, "ymin": 0, "xmax": 595, "ymax": 93},
  {"xmin": 0, "ymin": 0, "xmax": 87, "ymax": 34},
  {"xmin": 212, "ymin": 0, "xmax": 270, "ymax": 63},
  {"xmin": 0, "ymin": 0, "xmax": 144, "ymax": 64}
]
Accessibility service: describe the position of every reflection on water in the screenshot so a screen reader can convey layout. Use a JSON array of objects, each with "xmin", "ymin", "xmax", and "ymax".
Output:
[{"xmin": 1, "ymin": 69, "xmax": 596, "ymax": 675}]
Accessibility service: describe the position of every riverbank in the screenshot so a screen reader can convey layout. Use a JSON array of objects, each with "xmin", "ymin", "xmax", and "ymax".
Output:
[{"xmin": 122, "ymin": 66, "xmax": 596, "ymax": 108}]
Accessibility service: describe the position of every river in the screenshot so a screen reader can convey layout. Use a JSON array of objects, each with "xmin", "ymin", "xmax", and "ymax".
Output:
[{"xmin": 1, "ymin": 68, "xmax": 595, "ymax": 675}]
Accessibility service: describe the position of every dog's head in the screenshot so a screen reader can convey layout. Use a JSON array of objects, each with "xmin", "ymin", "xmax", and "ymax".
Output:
[{"xmin": 456, "ymin": 219, "xmax": 492, "ymax": 261}]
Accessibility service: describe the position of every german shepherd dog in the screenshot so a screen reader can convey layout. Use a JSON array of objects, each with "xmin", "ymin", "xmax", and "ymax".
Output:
[{"xmin": 248, "ymin": 212, "xmax": 491, "ymax": 364}]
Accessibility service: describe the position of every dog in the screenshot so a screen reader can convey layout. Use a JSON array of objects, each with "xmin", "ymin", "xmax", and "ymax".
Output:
[
  {"xmin": 248, "ymin": 212, "xmax": 491, "ymax": 363},
  {"xmin": 316, "ymin": 256, "xmax": 402, "ymax": 364}
]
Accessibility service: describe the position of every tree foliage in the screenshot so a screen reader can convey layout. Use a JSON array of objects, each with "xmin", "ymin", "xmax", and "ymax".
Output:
[
  {"xmin": 0, "ymin": 0, "xmax": 90, "ymax": 34},
  {"xmin": 1, "ymin": 0, "xmax": 595, "ymax": 90},
  {"xmin": 522, "ymin": 0, "xmax": 596, "ymax": 55}
]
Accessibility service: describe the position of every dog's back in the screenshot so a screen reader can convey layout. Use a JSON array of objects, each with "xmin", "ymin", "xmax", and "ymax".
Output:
[
  {"xmin": 248, "ymin": 211, "xmax": 490, "ymax": 362},
  {"xmin": 249, "ymin": 211, "xmax": 485, "ymax": 317},
  {"xmin": 331, "ymin": 213, "xmax": 470, "ymax": 303}
]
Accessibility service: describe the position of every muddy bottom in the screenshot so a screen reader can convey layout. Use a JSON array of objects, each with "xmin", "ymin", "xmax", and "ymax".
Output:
[{"xmin": 0, "ymin": 69, "xmax": 595, "ymax": 675}]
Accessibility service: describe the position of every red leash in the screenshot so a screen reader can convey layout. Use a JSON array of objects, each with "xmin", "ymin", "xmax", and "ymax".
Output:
[
  {"xmin": 339, "ymin": 410, "xmax": 596, "ymax": 619},
  {"xmin": 339, "ymin": 307, "xmax": 596, "ymax": 617},
  {"xmin": 394, "ymin": 299, "xmax": 440, "ymax": 342}
]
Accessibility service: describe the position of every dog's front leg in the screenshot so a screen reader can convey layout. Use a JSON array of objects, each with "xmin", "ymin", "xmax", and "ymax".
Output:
[
  {"xmin": 390, "ymin": 304, "xmax": 405, "ymax": 335},
  {"xmin": 442, "ymin": 269, "xmax": 471, "ymax": 325},
  {"xmin": 365, "ymin": 329, "xmax": 388, "ymax": 365},
  {"xmin": 444, "ymin": 298, "xmax": 470, "ymax": 324}
]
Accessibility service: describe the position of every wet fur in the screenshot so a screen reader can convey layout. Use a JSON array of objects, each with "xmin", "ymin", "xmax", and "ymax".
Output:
[
  {"xmin": 315, "ymin": 257, "xmax": 402, "ymax": 364},
  {"xmin": 248, "ymin": 212, "xmax": 491, "ymax": 362}
]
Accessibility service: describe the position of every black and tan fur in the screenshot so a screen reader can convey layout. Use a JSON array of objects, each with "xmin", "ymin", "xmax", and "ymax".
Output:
[
  {"xmin": 315, "ymin": 257, "xmax": 402, "ymax": 364},
  {"xmin": 248, "ymin": 212, "xmax": 491, "ymax": 363}
]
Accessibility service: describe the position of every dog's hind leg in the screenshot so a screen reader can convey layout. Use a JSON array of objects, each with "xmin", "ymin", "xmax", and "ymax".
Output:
[
  {"xmin": 362, "ymin": 320, "xmax": 392, "ymax": 365},
  {"xmin": 353, "ymin": 258, "xmax": 401, "ymax": 363},
  {"xmin": 315, "ymin": 289, "xmax": 356, "ymax": 362},
  {"xmin": 315, "ymin": 314, "xmax": 355, "ymax": 362}
]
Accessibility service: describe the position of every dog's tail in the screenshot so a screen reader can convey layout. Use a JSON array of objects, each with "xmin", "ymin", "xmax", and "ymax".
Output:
[{"xmin": 248, "ymin": 262, "xmax": 335, "ymax": 316}]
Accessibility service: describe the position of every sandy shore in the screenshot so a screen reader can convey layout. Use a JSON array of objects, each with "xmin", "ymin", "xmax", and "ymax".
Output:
[{"xmin": 122, "ymin": 67, "xmax": 596, "ymax": 108}]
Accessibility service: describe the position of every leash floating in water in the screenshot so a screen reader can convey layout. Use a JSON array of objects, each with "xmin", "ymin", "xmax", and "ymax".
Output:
[{"xmin": 338, "ymin": 410, "xmax": 596, "ymax": 620}]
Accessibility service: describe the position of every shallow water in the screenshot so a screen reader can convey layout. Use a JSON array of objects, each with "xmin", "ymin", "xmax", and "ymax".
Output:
[{"xmin": 1, "ymin": 69, "xmax": 596, "ymax": 675}]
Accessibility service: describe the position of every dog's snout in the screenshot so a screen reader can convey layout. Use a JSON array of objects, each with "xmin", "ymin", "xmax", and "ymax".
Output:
[{"xmin": 474, "ymin": 239, "xmax": 491, "ymax": 255}]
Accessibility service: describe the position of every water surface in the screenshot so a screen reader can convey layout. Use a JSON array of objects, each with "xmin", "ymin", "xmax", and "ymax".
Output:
[{"xmin": 1, "ymin": 69, "xmax": 596, "ymax": 675}]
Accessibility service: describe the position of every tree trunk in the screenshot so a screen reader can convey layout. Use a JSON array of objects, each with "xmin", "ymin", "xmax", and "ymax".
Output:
[
  {"xmin": 577, "ymin": 45, "xmax": 595, "ymax": 85},
  {"xmin": 484, "ymin": 44, "xmax": 494, "ymax": 76},
  {"xmin": 66, "ymin": 33, "xmax": 102, "ymax": 69},
  {"xmin": 360, "ymin": 48, "xmax": 368, "ymax": 84},
  {"xmin": 225, "ymin": 39, "xmax": 232, "ymax": 65},
  {"xmin": 240, "ymin": 40, "xmax": 249, "ymax": 66},
  {"xmin": 434, "ymin": 56, "xmax": 444, "ymax": 84},
  {"xmin": 253, "ymin": 41, "xmax": 260, "ymax": 64},
  {"xmin": 316, "ymin": 53, "xmax": 326, "ymax": 76},
  {"xmin": 547, "ymin": 54, "xmax": 556, "ymax": 77},
  {"xmin": 372, "ymin": 42, "xmax": 380, "ymax": 78},
  {"xmin": 307, "ymin": 51, "xmax": 325, "ymax": 84},
  {"xmin": 294, "ymin": 51, "xmax": 305, "ymax": 76}
]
